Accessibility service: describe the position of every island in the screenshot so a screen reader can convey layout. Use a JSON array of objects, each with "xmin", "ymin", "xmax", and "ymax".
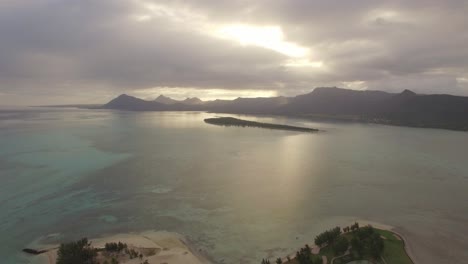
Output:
[
  {"xmin": 262, "ymin": 222, "xmax": 414, "ymax": 264},
  {"xmin": 204, "ymin": 117, "xmax": 319, "ymax": 132}
]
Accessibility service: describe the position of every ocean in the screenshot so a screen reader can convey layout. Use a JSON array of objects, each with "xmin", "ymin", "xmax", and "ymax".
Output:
[{"xmin": 1, "ymin": 108, "xmax": 467, "ymax": 263}]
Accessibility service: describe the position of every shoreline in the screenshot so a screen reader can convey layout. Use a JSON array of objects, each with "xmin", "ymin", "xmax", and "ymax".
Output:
[
  {"xmin": 26, "ymin": 231, "xmax": 212, "ymax": 264},
  {"xmin": 25, "ymin": 222, "xmax": 415, "ymax": 264}
]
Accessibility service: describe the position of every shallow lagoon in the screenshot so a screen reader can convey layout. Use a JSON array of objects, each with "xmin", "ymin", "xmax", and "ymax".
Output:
[{"xmin": 0, "ymin": 108, "xmax": 467, "ymax": 263}]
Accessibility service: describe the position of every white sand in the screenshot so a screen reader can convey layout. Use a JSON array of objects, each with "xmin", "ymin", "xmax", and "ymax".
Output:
[{"xmin": 28, "ymin": 231, "xmax": 211, "ymax": 264}]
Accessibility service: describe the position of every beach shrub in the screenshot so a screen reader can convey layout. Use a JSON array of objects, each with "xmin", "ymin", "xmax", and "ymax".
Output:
[
  {"xmin": 105, "ymin": 242, "xmax": 127, "ymax": 252},
  {"xmin": 56, "ymin": 238, "xmax": 97, "ymax": 264},
  {"xmin": 314, "ymin": 226, "xmax": 341, "ymax": 246},
  {"xmin": 295, "ymin": 245, "xmax": 322, "ymax": 264}
]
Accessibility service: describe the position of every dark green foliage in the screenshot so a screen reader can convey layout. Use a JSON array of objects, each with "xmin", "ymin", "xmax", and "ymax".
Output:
[
  {"xmin": 368, "ymin": 233, "xmax": 384, "ymax": 258},
  {"xmin": 350, "ymin": 225, "xmax": 384, "ymax": 259},
  {"xmin": 105, "ymin": 242, "xmax": 127, "ymax": 252},
  {"xmin": 295, "ymin": 244, "xmax": 322, "ymax": 264},
  {"xmin": 110, "ymin": 257, "xmax": 118, "ymax": 264},
  {"xmin": 355, "ymin": 226, "xmax": 375, "ymax": 240},
  {"xmin": 314, "ymin": 227, "xmax": 341, "ymax": 247},
  {"xmin": 350, "ymin": 237, "xmax": 364, "ymax": 257},
  {"xmin": 56, "ymin": 238, "xmax": 97, "ymax": 264},
  {"xmin": 333, "ymin": 236, "xmax": 349, "ymax": 255},
  {"xmin": 276, "ymin": 257, "xmax": 283, "ymax": 264},
  {"xmin": 261, "ymin": 259, "xmax": 271, "ymax": 264},
  {"xmin": 350, "ymin": 222, "xmax": 359, "ymax": 231}
]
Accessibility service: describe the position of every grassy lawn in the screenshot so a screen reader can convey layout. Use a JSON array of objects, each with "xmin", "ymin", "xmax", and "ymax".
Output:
[{"xmin": 375, "ymin": 229, "xmax": 413, "ymax": 264}]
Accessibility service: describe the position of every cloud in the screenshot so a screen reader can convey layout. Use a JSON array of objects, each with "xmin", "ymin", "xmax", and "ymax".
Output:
[{"xmin": 0, "ymin": 0, "xmax": 467, "ymax": 104}]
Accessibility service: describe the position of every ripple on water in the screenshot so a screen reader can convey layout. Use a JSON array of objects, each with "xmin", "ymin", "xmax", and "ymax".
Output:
[
  {"xmin": 98, "ymin": 215, "xmax": 118, "ymax": 224},
  {"xmin": 150, "ymin": 185, "xmax": 173, "ymax": 194}
]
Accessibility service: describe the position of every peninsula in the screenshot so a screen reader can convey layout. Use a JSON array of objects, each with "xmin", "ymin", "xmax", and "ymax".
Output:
[
  {"xmin": 204, "ymin": 117, "xmax": 319, "ymax": 132},
  {"xmin": 264, "ymin": 222, "xmax": 414, "ymax": 264}
]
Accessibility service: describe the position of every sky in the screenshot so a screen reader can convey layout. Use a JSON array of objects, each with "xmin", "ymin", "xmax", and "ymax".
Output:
[{"xmin": 1, "ymin": 0, "xmax": 468, "ymax": 105}]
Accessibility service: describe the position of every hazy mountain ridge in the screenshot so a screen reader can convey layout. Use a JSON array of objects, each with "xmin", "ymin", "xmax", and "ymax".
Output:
[
  {"xmin": 154, "ymin": 95, "xmax": 205, "ymax": 105},
  {"xmin": 101, "ymin": 88, "xmax": 468, "ymax": 131}
]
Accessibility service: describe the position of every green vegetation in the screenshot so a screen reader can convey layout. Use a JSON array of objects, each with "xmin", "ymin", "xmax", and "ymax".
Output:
[
  {"xmin": 266, "ymin": 222, "xmax": 413, "ymax": 264},
  {"xmin": 104, "ymin": 242, "xmax": 127, "ymax": 252},
  {"xmin": 295, "ymin": 244, "xmax": 322, "ymax": 264},
  {"xmin": 333, "ymin": 236, "xmax": 349, "ymax": 255},
  {"xmin": 57, "ymin": 238, "xmax": 97, "ymax": 264},
  {"xmin": 204, "ymin": 117, "xmax": 319, "ymax": 132},
  {"xmin": 314, "ymin": 226, "xmax": 341, "ymax": 247},
  {"xmin": 55, "ymin": 238, "xmax": 152, "ymax": 264},
  {"xmin": 350, "ymin": 225, "xmax": 384, "ymax": 259}
]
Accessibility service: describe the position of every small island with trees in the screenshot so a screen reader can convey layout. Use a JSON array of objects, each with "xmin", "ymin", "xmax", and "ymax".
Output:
[
  {"xmin": 261, "ymin": 223, "xmax": 414, "ymax": 264},
  {"xmin": 204, "ymin": 117, "xmax": 319, "ymax": 132}
]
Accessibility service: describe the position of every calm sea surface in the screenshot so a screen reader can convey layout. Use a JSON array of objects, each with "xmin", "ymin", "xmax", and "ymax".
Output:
[{"xmin": 0, "ymin": 108, "xmax": 467, "ymax": 263}]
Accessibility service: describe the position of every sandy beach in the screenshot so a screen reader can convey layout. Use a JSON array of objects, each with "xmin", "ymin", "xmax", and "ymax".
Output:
[{"xmin": 27, "ymin": 231, "xmax": 211, "ymax": 264}]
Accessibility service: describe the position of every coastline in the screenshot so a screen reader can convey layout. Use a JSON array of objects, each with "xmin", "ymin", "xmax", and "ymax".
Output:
[{"xmin": 27, "ymin": 231, "xmax": 212, "ymax": 264}]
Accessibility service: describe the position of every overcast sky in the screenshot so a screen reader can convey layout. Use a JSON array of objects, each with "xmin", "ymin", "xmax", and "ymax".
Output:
[{"xmin": 1, "ymin": 0, "xmax": 468, "ymax": 105}]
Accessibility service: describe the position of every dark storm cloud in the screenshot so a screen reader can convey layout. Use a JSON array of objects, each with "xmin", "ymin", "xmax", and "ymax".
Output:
[{"xmin": 0, "ymin": 0, "xmax": 467, "ymax": 104}]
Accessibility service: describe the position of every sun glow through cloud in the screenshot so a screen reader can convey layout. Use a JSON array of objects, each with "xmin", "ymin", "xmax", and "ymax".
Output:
[
  {"xmin": 215, "ymin": 24, "xmax": 309, "ymax": 58},
  {"xmin": 285, "ymin": 59, "xmax": 324, "ymax": 68}
]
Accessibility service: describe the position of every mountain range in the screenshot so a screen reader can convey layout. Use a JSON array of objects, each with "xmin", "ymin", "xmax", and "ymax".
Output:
[{"xmin": 100, "ymin": 87, "xmax": 468, "ymax": 131}]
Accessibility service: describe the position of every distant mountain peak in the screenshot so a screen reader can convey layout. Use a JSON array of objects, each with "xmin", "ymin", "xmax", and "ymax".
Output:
[
  {"xmin": 154, "ymin": 94, "xmax": 178, "ymax": 104},
  {"xmin": 392, "ymin": 89, "xmax": 417, "ymax": 101},
  {"xmin": 183, "ymin": 97, "xmax": 204, "ymax": 105},
  {"xmin": 400, "ymin": 89, "xmax": 417, "ymax": 96}
]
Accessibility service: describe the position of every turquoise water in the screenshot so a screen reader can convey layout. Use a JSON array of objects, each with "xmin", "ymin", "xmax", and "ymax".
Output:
[{"xmin": 0, "ymin": 108, "xmax": 467, "ymax": 263}]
